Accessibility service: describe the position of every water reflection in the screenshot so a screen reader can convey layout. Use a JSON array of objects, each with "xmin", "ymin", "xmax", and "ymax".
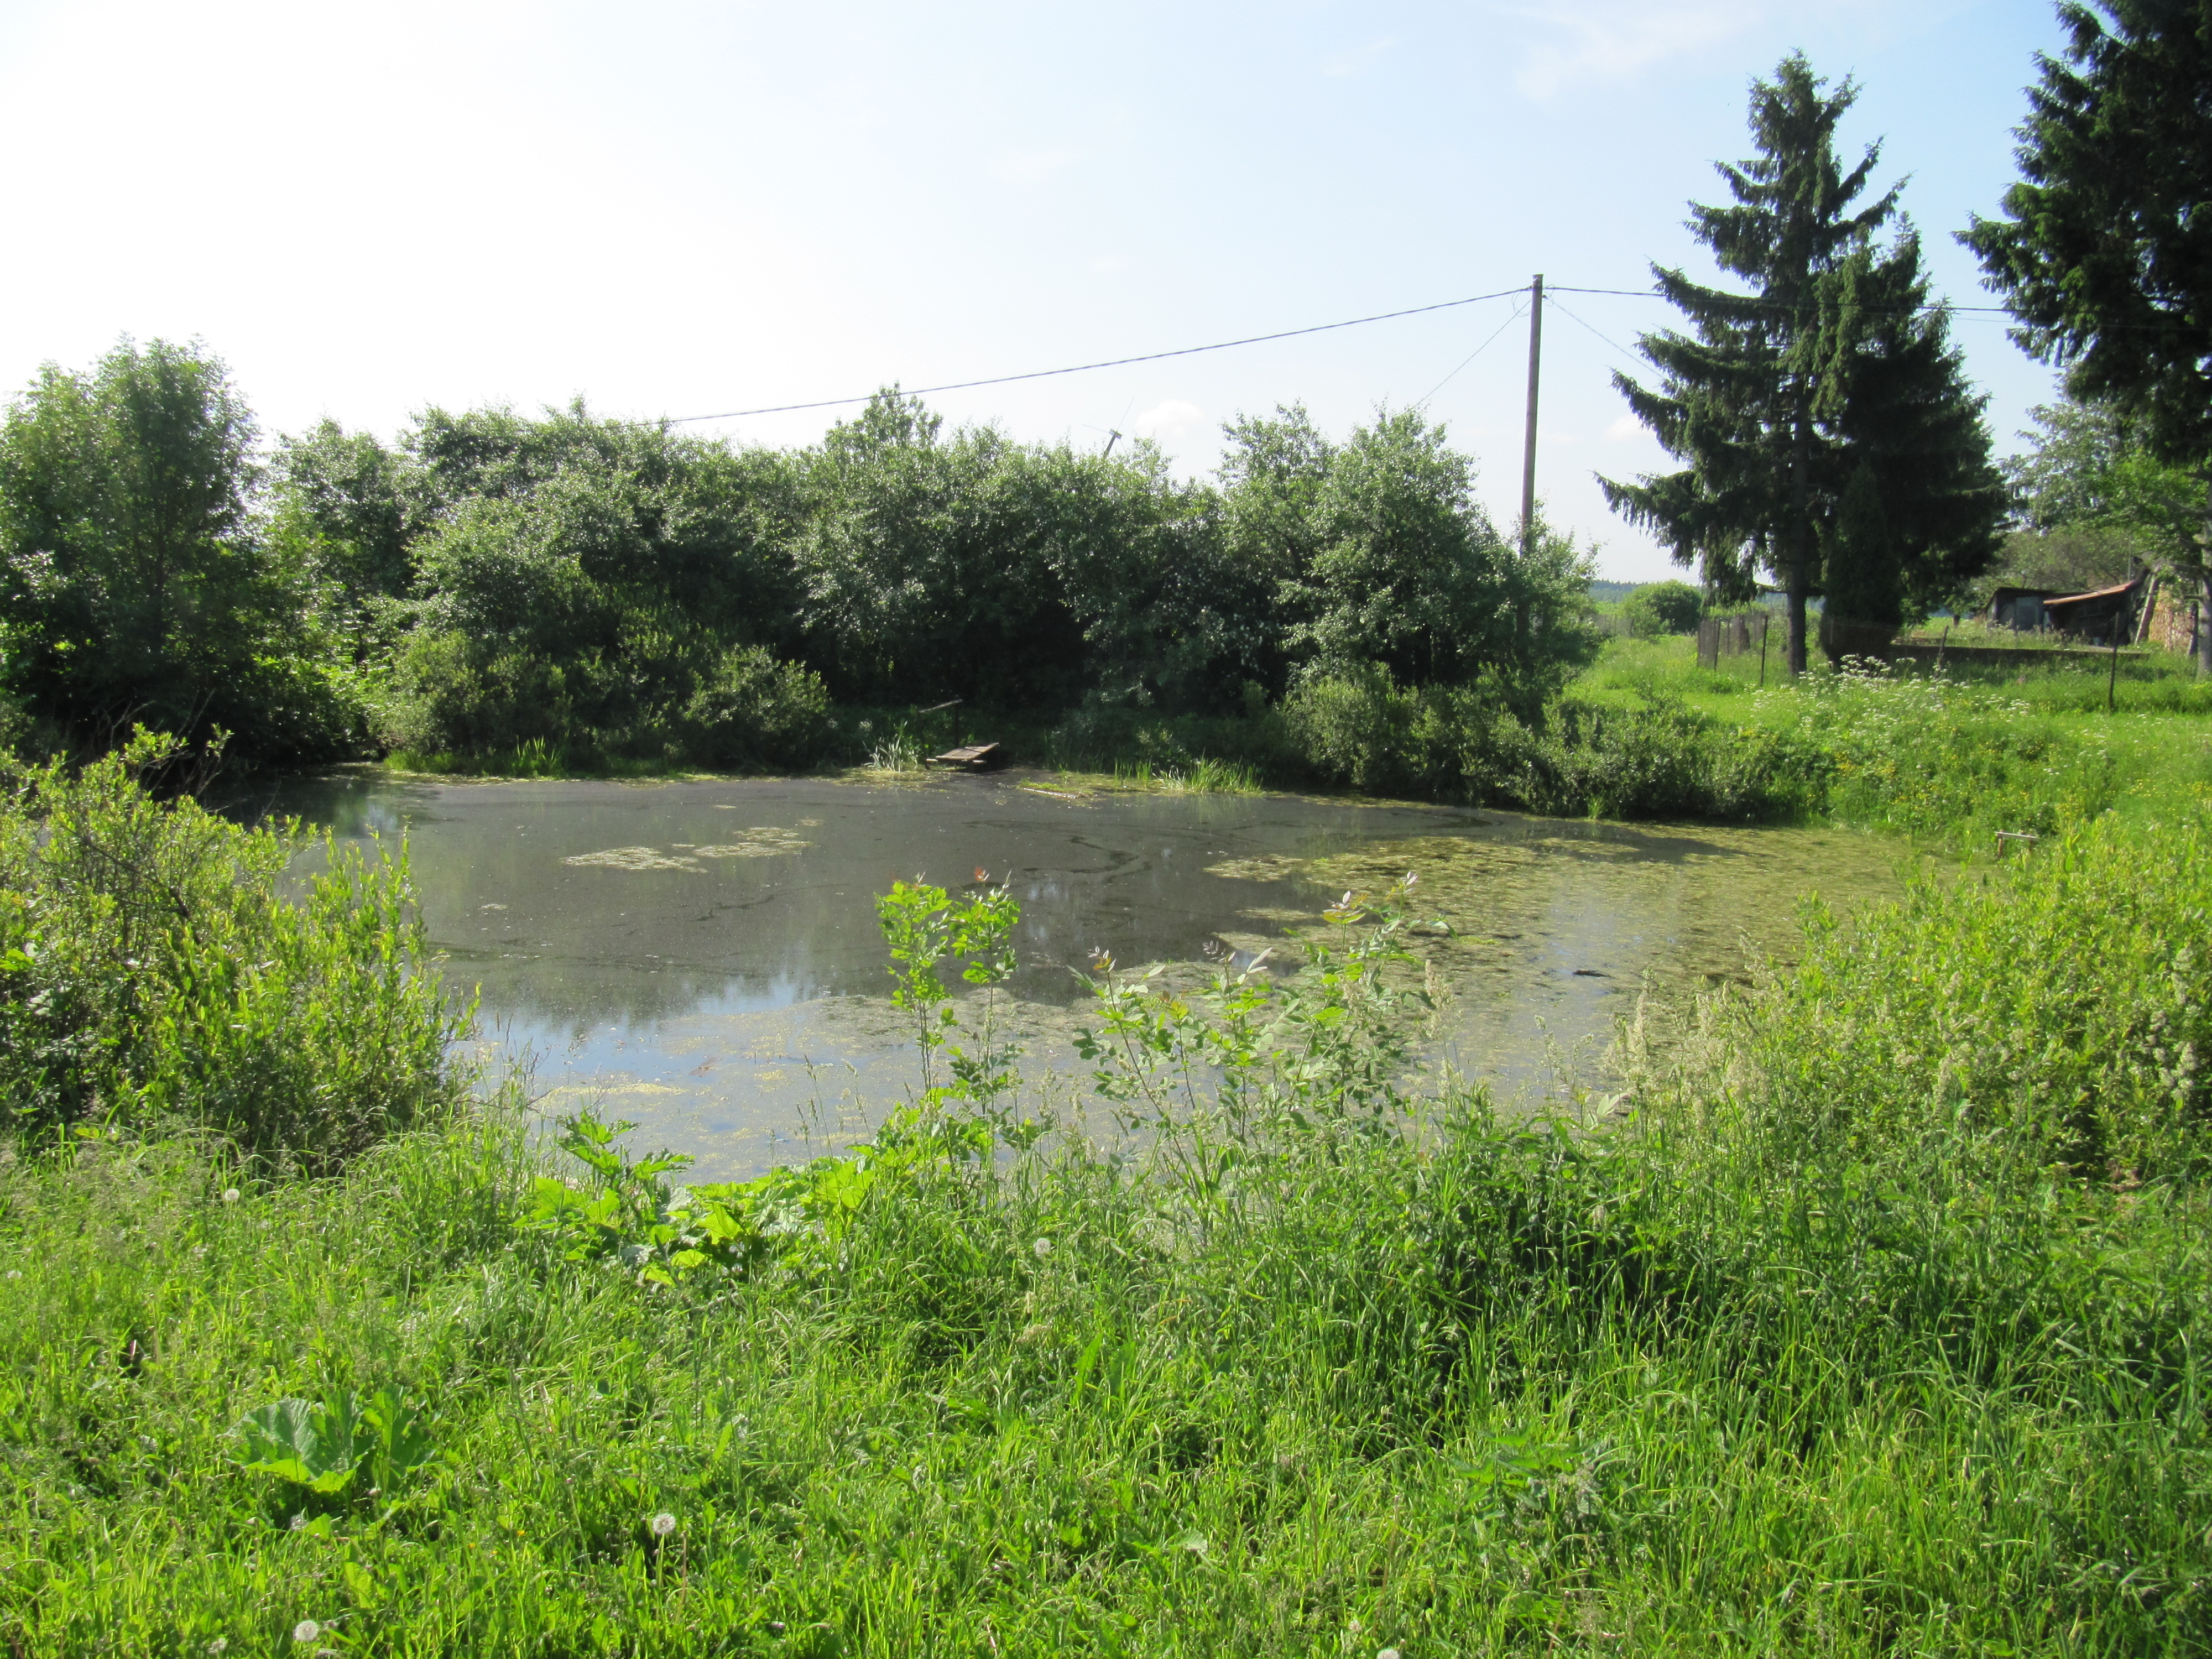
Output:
[{"xmin": 256, "ymin": 768, "xmax": 1906, "ymax": 1178}]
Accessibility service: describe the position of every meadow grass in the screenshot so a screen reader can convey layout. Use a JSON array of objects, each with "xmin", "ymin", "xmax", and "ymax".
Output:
[{"xmin": 2, "ymin": 764, "xmax": 2208, "ymax": 1653}]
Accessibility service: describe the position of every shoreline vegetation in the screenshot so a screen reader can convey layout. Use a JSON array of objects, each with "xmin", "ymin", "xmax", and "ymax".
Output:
[
  {"xmin": 1, "ymin": 333, "xmax": 2208, "ymax": 1654},
  {"xmin": 374, "ymin": 633, "xmax": 2212, "ymax": 855},
  {"xmin": 2, "ymin": 695, "xmax": 2209, "ymax": 1652}
]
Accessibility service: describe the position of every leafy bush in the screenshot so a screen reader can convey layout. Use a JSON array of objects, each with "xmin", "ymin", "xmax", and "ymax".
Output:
[
  {"xmin": 0, "ymin": 733, "xmax": 468, "ymax": 1169},
  {"xmin": 1516, "ymin": 695, "xmax": 1823, "ymax": 820},
  {"xmin": 1622, "ymin": 579, "xmax": 1703, "ymax": 637},
  {"xmin": 0, "ymin": 340, "xmax": 366, "ymax": 767},
  {"xmin": 1285, "ymin": 669, "xmax": 1822, "ymax": 820},
  {"xmin": 677, "ymin": 644, "xmax": 833, "ymax": 770}
]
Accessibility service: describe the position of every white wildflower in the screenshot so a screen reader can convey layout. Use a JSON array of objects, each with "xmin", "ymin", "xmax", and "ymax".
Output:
[
  {"xmin": 1032, "ymin": 1237, "xmax": 1053, "ymax": 1258},
  {"xmin": 292, "ymin": 1621, "xmax": 320, "ymax": 1643},
  {"xmin": 649, "ymin": 1511, "xmax": 677, "ymax": 1537},
  {"xmin": 221, "ymin": 1188, "xmax": 241, "ymax": 1203}
]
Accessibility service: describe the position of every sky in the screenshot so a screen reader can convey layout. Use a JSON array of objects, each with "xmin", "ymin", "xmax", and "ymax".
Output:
[{"xmin": 0, "ymin": 0, "xmax": 2068, "ymax": 581}]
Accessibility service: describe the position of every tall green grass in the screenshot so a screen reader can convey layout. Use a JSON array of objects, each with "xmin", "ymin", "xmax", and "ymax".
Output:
[{"xmin": 3, "ymin": 799, "xmax": 2208, "ymax": 1652}]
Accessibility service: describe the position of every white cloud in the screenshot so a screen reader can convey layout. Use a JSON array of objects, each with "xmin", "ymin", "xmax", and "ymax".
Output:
[
  {"xmin": 1499, "ymin": 1, "xmax": 1886, "ymax": 98},
  {"xmin": 1606, "ymin": 413, "xmax": 1647, "ymax": 440},
  {"xmin": 1507, "ymin": 2, "xmax": 1763, "ymax": 97},
  {"xmin": 1132, "ymin": 399, "xmax": 1206, "ymax": 442}
]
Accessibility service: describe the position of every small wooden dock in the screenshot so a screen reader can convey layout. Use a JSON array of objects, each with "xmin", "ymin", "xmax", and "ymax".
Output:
[{"xmin": 926, "ymin": 742, "xmax": 1004, "ymax": 773}]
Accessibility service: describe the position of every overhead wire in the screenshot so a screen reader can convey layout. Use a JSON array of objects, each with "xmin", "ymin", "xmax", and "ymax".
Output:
[
  {"xmin": 664, "ymin": 275, "xmax": 2125, "ymax": 430},
  {"xmin": 1548, "ymin": 282, "xmax": 2020, "ymax": 316},
  {"xmin": 668, "ymin": 284, "xmax": 1530, "ymax": 424},
  {"xmin": 1542, "ymin": 294, "xmax": 1645, "ymax": 371},
  {"xmin": 1414, "ymin": 301, "xmax": 1527, "ymax": 408}
]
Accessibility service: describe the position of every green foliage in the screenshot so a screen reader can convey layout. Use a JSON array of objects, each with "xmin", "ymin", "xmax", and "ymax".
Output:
[
  {"xmin": 1605, "ymin": 54, "xmax": 2004, "ymax": 667},
  {"xmin": 229, "ymin": 1386, "xmax": 436, "ymax": 1503},
  {"xmin": 521, "ymin": 1111, "xmax": 879, "ymax": 1291},
  {"xmin": 1621, "ymin": 579, "xmax": 1703, "ymax": 637},
  {"xmin": 677, "ymin": 644, "xmax": 832, "ymax": 770},
  {"xmin": 1232, "ymin": 405, "xmax": 1598, "ymax": 702},
  {"xmin": 6, "ymin": 823, "xmax": 2210, "ymax": 1650},
  {"xmin": 0, "ymin": 731, "xmax": 467, "ymax": 1168},
  {"xmin": 1965, "ymin": 0, "xmax": 2212, "ymax": 468},
  {"xmin": 0, "ymin": 338, "xmax": 364, "ymax": 765},
  {"xmin": 875, "ymin": 876, "xmax": 1026, "ymax": 1126},
  {"xmin": 1788, "ymin": 660, "xmax": 2126, "ymax": 839},
  {"xmin": 1819, "ymin": 462, "xmax": 1903, "ymax": 656},
  {"xmin": 1283, "ymin": 666, "xmax": 1820, "ymax": 820},
  {"xmin": 384, "ymin": 409, "xmax": 810, "ymax": 765},
  {"xmin": 1749, "ymin": 812, "xmax": 2210, "ymax": 1178}
]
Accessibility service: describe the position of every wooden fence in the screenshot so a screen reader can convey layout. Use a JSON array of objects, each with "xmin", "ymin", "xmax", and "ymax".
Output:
[{"xmin": 1696, "ymin": 610, "xmax": 1773, "ymax": 673}]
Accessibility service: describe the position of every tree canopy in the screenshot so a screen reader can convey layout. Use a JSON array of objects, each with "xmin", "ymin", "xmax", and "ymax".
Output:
[
  {"xmin": 1964, "ymin": 0, "xmax": 2212, "ymax": 671},
  {"xmin": 1603, "ymin": 54, "xmax": 2004, "ymax": 670},
  {"xmin": 0, "ymin": 340, "xmax": 356, "ymax": 763}
]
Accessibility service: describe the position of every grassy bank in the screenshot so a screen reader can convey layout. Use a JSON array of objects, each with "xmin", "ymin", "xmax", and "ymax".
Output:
[
  {"xmin": 2, "ymin": 740, "xmax": 2209, "ymax": 1652},
  {"xmin": 372, "ymin": 640, "xmax": 2212, "ymax": 863}
]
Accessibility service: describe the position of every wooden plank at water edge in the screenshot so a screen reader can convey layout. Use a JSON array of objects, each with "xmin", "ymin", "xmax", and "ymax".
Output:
[{"xmin": 927, "ymin": 742, "xmax": 1004, "ymax": 771}]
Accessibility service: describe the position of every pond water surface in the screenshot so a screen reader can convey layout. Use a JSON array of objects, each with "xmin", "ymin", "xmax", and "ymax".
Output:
[{"xmin": 264, "ymin": 769, "xmax": 1908, "ymax": 1179}]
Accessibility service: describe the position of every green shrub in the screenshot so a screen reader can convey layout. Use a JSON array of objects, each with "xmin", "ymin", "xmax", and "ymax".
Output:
[
  {"xmin": 1284, "ymin": 669, "xmax": 1822, "ymax": 821},
  {"xmin": 1515, "ymin": 695, "xmax": 1823, "ymax": 820},
  {"xmin": 1781, "ymin": 660, "xmax": 2125, "ymax": 839},
  {"xmin": 0, "ymin": 733, "xmax": 468, "ymax": 1170},
  {"xmin": 678, "ymin": 644, "xmax": 833, "ymax": 770},
  {"xmin": 1622, "ymin": 580, "xmax": 1704, "ymax": 638}
]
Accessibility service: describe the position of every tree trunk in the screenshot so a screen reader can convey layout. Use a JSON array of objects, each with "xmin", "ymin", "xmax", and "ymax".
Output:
[
  {"xmin": 2198, "ymin": 567, "xmax": 2211, "ymax": 678},
  {"xmin": 2199, "ymin": 478, "xmax": 2212, "ymax": 677},
  {"xmin": 1786, "ymin": 411, "xmax": 1812, "ymax": 674}
]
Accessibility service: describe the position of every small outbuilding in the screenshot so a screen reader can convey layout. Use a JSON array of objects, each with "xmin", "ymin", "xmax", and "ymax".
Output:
[
  {"xmin": 1986, "ymin": 586, "xmax": 2064, "ymax": 630},
  {"xmin": 2041, "ymin": 575, "xmax": 2149, "ymax": 646}
]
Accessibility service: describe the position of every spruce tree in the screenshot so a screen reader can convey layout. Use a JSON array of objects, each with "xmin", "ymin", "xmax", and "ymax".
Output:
[
  {"xmin": 1820, "ymin": 463, "xmax": 1901, "ymax": 659},
  {"xmin": 1963, "ymin": 0, "xmax": 2212, "ymax": 675},
  {"xmin": 1602, "ymin": 55, "xmax": 2003, "ymax": 671}
]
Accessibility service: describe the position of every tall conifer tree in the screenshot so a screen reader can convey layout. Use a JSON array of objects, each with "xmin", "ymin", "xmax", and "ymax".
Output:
[
  {"xmin": 1964, "ymin": 0, "xmax": 2212, "ymax": 675},
  {"xmin": 1603, "ymin": 55, "xmax": 2002, "ymax": 671}
]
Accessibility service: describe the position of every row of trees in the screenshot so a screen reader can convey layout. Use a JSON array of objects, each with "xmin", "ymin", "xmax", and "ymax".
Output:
[
  {"xmin": 1609, "ymin": 5, "xmax": 2212, "ymax": 675},
  {"xmin": 0, "ymin": 347, "xmax": 1596, "ymax": 768}
]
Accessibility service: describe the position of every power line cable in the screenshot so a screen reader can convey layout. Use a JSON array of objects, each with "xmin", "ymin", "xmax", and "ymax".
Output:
[
  {"xmin": 1544, "ymin": 294, "xmax": 1644, "ymax": 369},
  {"xmin": 1414, "ymin": 301, "xmax": 1527, "ymax": 409},
  {"xmin": 668, "ymin": 285, "xmax": 1530, "ymax": 424},
  {"xmin": 1549, "ymin": 283, "xmax": 2018, "ymax": 316}
]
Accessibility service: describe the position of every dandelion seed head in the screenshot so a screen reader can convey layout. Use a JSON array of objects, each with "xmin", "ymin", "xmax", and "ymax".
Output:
[
  {"xmin": 221, "ymin": 1188, "xmax": 241, "ymax": 1203},
  {"xmin": 649, "ymin": 1511, "xmax": 677, "ymax": 1537},
  {"xmin": 288, "ymin": 1512, "xmax": 307, "ymax": 1531},
  {"xmin": 207, "ymin": 1641, "xmax": 228, "ymax": 1656},
  {"xmin": 1377, "ymin": 1648, "xmax": 1401, "ymax": 1659},
  {"xmin": 1032, "ymin": 1236, "xmax": 1052, "ymax": 1258},
  {"xmin": 291, "ymin": 1621, "xmax": 320, "ymax": 1643}
]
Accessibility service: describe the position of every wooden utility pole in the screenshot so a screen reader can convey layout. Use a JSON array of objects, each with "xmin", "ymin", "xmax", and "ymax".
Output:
[{"xmin": 1520, "ymin": 274, "xmax": 1543, "ymax": 552}]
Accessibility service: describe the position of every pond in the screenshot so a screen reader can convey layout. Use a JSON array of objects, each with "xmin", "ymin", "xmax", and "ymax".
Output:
[{"xmin": 262, "ymin": 769, "xmax": 1908, "ymax": 1179}]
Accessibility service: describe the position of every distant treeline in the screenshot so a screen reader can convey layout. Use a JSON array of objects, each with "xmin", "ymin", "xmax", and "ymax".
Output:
[{"xmin": 0, "ymin": 340, "xmax": 1598, "ymax": 772}]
